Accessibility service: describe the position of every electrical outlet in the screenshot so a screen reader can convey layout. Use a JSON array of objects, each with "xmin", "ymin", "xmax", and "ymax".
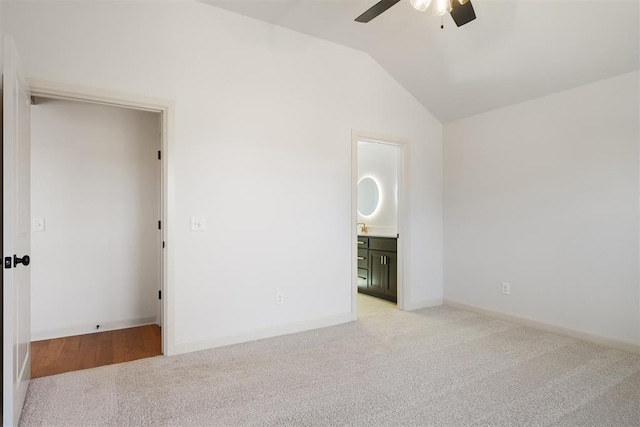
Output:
[
  {"xmin": 32, "ymin": 218, "xmax": 45, "ymax": 232},
  {"xmin": 502, "ymin": 282, "xmax": 511, "ymax": 295},
  {"xmin": 190, "ymin": 216, "xmax": 206, "ymax": 232},
  {"xmin": 276, "ymin": 292, "xmax": 284, "ymax": 305}
]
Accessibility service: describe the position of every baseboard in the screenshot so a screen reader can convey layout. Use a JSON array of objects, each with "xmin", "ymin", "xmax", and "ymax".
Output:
[
  {"xmin": 173, "ymin": 313, "xmax": 354, "ymax": 356},
  {"xmin": 31, "ymin": 316, "xmax": 158, "ymax": 341},
  {"xmin": 403, "ymin": 298, "xmax": 443, "ymax": 311},
  {"xmin": 444, "ymin": 299, "xmax": 640, "ymax": 355}
]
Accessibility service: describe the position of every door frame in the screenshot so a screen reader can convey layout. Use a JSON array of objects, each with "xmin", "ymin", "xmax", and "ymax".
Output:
[
  {"xmin": 351, "ymin": 130, "xmax": 409, "ymax": 316},
  {"xmin": 28, "ymin": 79, "xmax": 176, "ymax": 356}
]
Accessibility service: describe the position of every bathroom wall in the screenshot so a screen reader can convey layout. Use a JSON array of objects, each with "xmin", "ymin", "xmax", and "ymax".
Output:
[{"xmin": 357, "ymin": 141, "xmax": 398, "ymax": 237}]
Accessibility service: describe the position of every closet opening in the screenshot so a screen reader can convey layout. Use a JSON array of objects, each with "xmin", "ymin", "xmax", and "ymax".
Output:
[{"xmin": 29, "ymin": 95, "xmax": 165, "ymax": 377}]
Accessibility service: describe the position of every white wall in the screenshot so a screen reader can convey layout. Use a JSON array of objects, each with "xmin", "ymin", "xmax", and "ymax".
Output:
[
  {"xmin": 357, "ymin": 141, "xmax": 398, "ymax": 236},
  {"xmin": 0, "ymin": 0, "xmax": 4, "ymax": 73},
  {"xmin": 3, "ymin": 0, "xmax": 443, "ymax": 353},
  {"xmin": 30, "ymin": 99, "xmax": 160, "ymax": 340},
  {"xmin": 444, "ymin": 71, "xmax": 640, "ymax": 345}
]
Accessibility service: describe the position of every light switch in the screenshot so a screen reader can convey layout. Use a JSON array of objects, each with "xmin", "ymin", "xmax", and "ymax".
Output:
[
  {"xmin": 190, "ymin": 217, "xmax": 206, "ymax": 232},
  {"xmin": 33, "ymin": 218, "xmax": 45, "ymax": 232}
]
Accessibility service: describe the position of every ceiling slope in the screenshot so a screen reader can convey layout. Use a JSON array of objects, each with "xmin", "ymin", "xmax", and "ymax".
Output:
[{"xmin": 201, "ymin": 0, "xmax": 640, "ymax": 123}]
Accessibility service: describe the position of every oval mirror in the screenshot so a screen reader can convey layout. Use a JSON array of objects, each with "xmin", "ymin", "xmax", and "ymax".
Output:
[{"xmin": 358, "ymin": 177, "xmax": 380, "ymax": 216}]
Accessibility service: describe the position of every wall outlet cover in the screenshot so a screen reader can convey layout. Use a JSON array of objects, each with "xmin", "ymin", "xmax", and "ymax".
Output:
[
  {"xmin": 502, "ymin": 282, "xmax": 511, "ymax": 295},
  {"xmin": 190, "ymin": 217, "xmax": 206, "ymax": 232},
  {"xmin": 32, "ymin": 218, "xmax": 45, "ymax": 232}
]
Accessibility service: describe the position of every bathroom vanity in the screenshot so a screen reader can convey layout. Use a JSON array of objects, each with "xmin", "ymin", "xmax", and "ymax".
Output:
[{"xmin": 357, "ymin": 236, "xmax": 397, "ymax": 303}]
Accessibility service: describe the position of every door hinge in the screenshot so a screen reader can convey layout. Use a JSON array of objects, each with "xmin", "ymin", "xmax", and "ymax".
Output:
[
  {"xmin": 158, "ymin": 150, "xmax": 161, "ymax": 160},
  {"xmin": 162, "ymin": 241, "xmax": 165, "ymax": 248},
  {"xmin": 158, "ymin": 290, "xmax": 162, "ymax": 300},
  {"xmin": 158, "ymin": 220, "xmax": 161, "ymax": 230},
  {"xmin": 4, "ymin": 257, "xmax": 12, "ymax": 269}
]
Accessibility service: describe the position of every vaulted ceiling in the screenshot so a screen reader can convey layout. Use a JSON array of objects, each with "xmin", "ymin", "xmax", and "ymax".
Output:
[{"xmin": 202, "ymin": 0, "xmax": 639, "ymax": 123}]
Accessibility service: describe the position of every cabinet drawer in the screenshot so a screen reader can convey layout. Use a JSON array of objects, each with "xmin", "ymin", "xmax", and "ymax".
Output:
[
  {"xmin": 357, "ymin": 237, "xmax": 369, "ymax": 248},
  {"xmin": 369, "ymin": 237, "xmax": 397, "ymax": 252},
  {"xmin": 357, "ymin": 249, "xmax": 368, "ymax": 269},
  {"xmin": 357, "ymin": 268, "xmax": 368, "ymax": 287}
]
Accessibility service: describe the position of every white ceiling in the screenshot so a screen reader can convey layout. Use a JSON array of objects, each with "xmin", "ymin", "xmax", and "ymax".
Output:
[{"xmin": 201, "ymin": 0, "xmax": 640, "ymax": 123}]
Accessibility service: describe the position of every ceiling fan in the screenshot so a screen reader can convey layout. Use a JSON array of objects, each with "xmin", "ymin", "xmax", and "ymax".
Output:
[{"xmin": 355, "ymin": 0, "xmax": 476, "ymax": 27}]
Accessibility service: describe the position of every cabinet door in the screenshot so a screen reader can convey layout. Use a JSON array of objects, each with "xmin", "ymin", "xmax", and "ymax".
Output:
[
  {"xmin": 369, "ymin": 250, "xmax": 385, "ymax": 293},
  {"xmin": 385, "ymin": 251, "xmax": 397, "ymax": 298}
]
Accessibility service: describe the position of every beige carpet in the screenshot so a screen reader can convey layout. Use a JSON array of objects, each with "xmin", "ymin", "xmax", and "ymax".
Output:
[{"xmin": 20, "ymin": 305, "xmax": 640, "ymax": 426}]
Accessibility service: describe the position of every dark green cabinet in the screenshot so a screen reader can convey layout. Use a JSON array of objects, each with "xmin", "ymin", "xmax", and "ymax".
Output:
[
  {"xmin": 357, "ymin": 248, "xmax": 369, "ymax": 289},
  {"xmin": 357, "ymin": 237, "xmax": 397, "ymax": 302},
  {"xmin": 386, "ymin": 251, "xmax": 397, "ymax": 298}
]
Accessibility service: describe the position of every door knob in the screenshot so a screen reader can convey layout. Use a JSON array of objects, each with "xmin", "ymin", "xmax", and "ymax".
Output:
[{"xmin": 13, "ymin": 254, "xmax": 30, "ymax": 267}]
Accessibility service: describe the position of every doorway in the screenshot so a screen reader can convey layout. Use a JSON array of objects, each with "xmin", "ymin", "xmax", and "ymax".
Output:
[
  {"xmin": 351, "ymin": 132, "xmax": 407, "ymax": 318},
  {"xmin": 28, "ymin": 95, "xmax": 164, "ymax": 376}
]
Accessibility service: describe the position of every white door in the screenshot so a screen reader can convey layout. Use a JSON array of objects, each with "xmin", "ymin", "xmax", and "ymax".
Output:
[{"xmin": 3, "ymin": 36, "xmax": 32, "ymax": 427}]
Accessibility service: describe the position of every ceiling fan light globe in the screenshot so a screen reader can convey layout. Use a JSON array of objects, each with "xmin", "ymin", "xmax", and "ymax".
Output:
[
  {"xmin": 432, "ymin": 0, "xmax": 452, "ymax": 16},
  {"xmin": 410, "ymin": 0, "xmax": 432, "ymax": 12}
]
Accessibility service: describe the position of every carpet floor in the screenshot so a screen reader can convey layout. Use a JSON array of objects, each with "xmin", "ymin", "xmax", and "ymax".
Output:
[{"xmin": 19, "ymin": 305, "xmax": 640, "ymax": 426}]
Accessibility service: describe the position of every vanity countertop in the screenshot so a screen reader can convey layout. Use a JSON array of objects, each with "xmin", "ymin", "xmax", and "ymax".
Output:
[{"xmin": 358, "ymin": 232, "xmax": 398, "ymax": 239}]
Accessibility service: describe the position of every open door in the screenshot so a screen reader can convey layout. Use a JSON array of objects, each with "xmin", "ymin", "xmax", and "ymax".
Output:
[{"xmin": 3, "ymin": 36, "xmax": 32, "ymax": 426}]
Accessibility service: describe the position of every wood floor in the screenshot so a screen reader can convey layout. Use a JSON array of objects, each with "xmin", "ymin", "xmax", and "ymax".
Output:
[{"xmin": 31, "ymin": 324, "xmax": 162, "ymax": 379}]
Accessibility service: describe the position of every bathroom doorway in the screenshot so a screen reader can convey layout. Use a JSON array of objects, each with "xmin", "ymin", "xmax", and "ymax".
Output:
[{"xmin": 351, "ymin": 133, "xmax": 406, "ymax": 318}]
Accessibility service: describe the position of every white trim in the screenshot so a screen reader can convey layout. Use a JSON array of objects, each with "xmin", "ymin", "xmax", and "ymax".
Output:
[
  {"xmin": 637, "ymin": 70, "xmax": 640, "ymax": 358},
  {"xmin": 351, "ymin": 135, "xmax": 358, "ymax": 318},
  {"xmin": 351, "ymin": 130, "xmax": 409, "ymax": 316},
  {"xmin": 404, "ymin": 298, "xmax": 443, "ymax": 311},
  {"xmin": 173, "ymin": 313, "xmax": 354, "ymax": 356},
  {"xmin": 27, "ymin": 79, "xmax": 176, "ymax": 356},
  {"xmin": 29, "ymin": 79, "xmax": 169, "ymax": 113},
  {"xmin": 444, "ymin": 299, "xmax": 640, "ymax": 355},
  {"xmin": 31, "ymin": 317, "xmax": 158, "ymax": 342}
]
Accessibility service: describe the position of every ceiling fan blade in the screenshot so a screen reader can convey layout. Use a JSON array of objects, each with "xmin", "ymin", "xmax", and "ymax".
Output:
[
  {"xmin": 450, "ymin": 0, "xmax": 476, "ymax": 27},
  {"xmin": 355, "ymin": 0, "xmax": 402, "ymax": 23}
]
